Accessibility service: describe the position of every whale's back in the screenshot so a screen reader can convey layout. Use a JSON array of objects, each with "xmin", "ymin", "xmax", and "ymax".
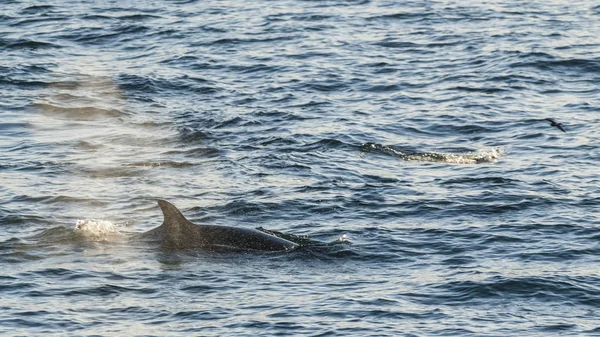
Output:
[{"xmin": 134, "ymin": 200, "xmax": 297, "ymax": 252}]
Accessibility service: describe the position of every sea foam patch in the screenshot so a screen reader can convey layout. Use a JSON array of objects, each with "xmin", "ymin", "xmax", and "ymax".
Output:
[
  {"xmin": 74, "ymin": 219, "xmax": 129, "ymax": 241},
  {"xmin": 361, "ymin": 143, "xmax": 505, "ymax": 164},
  {"xmin": 402, "ymin": 147, "xmax": 506, "ymax": 164}
]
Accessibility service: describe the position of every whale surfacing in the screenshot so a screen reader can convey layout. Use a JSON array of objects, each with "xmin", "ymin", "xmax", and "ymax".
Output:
[{"xmin": 135, "ymin": 200, "xmax": 298, "ymax": 252}]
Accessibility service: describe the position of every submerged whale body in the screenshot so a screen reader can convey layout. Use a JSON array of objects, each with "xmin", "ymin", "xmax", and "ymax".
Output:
[{"xmin": 134, "ymin": 200, "xmax": 298, "ymax": 252}]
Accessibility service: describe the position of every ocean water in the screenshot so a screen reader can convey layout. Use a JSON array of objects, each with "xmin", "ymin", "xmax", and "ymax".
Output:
[{"xmin": 1, "ymin": 0, "xmax": 600, "ymax": 336}]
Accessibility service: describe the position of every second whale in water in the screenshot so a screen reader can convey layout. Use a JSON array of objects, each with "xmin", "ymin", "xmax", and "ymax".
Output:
[{"xmin": 134, "ymin": 200, "xmax": 298, "ymax": 252}]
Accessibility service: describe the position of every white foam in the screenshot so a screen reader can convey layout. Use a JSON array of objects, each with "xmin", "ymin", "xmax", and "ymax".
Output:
[
  {"xmin": 401, "ymin": 147, "xmax": 505, "ymax": 164},
  {"xmin": 472, "ymin": 147, "xmax": 505, "ymax": 163},
  {"xmin": 362, "ymin": 143, "xmax": 505, "ymax": 164},
  {"xmin": 74, "ymin": 219, "xmax": 129, "ymax": 241}
]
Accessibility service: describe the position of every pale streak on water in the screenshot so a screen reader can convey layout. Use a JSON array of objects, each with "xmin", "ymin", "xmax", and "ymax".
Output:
[{"xmin": 1, "ymin": 0, "xmax": 600, "ymax": 336}]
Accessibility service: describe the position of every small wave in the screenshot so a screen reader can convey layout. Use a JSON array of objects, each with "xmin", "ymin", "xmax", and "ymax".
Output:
[
  {"xmin": 439, "ymin": 176, "xmax": 521, "ymax": 186},
  {"xmin": 164, "ymin": 147, "xmax": 222, "ymax": 158},
  {"xmin": 123, "ymin": 161, "xmax": 197, "ymax": 168},
  {"xmin": 1, "ymin": 34, "xmax": 62, "ymax": 49},
  {"xmin": 361, "ymin": 143, "xmax": 504, "ymax": 164},
  {"xmin": 508, "ymin": 51, "xmax": 600, "ymax": 74},
  {"xmin": 117, "ymin": 73, "xmax": 219, "ymax": 96},
  {"xmin": 32, "ymin": 103, "xmax": 123, "ymax": 120},
  {"xmin": 21, "ymin": 5, "xmax": 55, "ymax": 13},
  {"xmin": 367, "ymin": 11, "xmax": 437, "ymax": 22},
  {"xmin": 419, "ymin": 276, "xmax": 600, "ymax": 307},
  {"xmin": 75, "ymin": 167, "xmax": 144, "ymax": 178}
]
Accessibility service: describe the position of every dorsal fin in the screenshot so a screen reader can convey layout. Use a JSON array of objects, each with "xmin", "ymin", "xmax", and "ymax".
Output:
[{"xmin": 157, "ymin": 200, "xmax": 193, "ymax": 228}]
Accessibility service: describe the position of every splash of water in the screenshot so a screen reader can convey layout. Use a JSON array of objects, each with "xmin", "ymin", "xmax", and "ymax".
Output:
[
  {"xmin": 74, "ymin": 219, "xmax": 129, "ymax": 241},
  {"xmin": 361, "ymin": 143, "xmax": 505, "ymax": 164},
  {"xmin": 338, "ymin": 234, "xmax": 350, "ymax": 242}
]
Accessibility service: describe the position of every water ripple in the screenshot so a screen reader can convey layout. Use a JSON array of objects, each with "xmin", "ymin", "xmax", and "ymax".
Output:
[{"xmin": 2, "ymin": 0, "xmax": 600, "ymax": 336}]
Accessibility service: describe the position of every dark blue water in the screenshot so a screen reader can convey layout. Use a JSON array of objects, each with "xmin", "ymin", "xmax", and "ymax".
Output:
[{"xmin": 2, "ymin": 0, "xmax": 600, "ymax": 335}]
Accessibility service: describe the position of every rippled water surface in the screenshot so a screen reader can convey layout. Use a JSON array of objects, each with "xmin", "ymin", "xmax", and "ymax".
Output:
[{"xmin": 2, "ymin": 0, "xmax": 600, "ymax": 336}]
